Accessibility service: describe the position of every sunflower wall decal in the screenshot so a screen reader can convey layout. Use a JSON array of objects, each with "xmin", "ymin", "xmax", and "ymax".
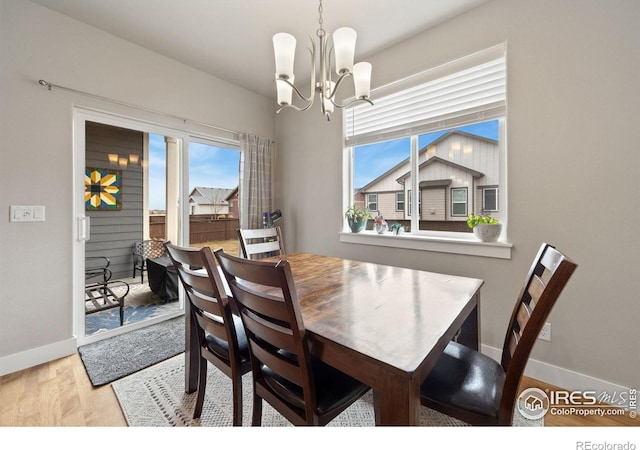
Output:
[{"xmin": 85, "ymin": 167, "xmax": 123, "ymax": 210}]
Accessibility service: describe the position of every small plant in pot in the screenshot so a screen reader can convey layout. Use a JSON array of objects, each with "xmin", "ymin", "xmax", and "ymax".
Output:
[
  {"xmin": 345, "ymin": 205, "xmax": 371, "ymax": 233},
  {"xmin": 467, "ymin": 213, "xmax": 502, "ymax": 242}
]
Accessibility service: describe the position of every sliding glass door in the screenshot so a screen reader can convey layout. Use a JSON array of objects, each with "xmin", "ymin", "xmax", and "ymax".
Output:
[
  {"xmin": 186, "ymin": 138, "xmax": 241, "ymax": 256},
  {"xmin": 75, "ymin": 109, "xmax": 187, "ymax": 345}
]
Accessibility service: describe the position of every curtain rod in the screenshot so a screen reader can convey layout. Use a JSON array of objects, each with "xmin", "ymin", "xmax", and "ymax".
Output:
[{"xmin": 38, "ymin": 79, "xmax": 240, "ymax": 137}]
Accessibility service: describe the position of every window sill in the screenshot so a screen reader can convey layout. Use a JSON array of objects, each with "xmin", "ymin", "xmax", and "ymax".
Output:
[{"xmin": 339, "ymin": 231, "xmax": 512, "ymax": 259}]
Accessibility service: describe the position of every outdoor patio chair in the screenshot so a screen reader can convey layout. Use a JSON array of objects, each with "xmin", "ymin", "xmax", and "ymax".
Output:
[
  {"xmin": 85, "ymin": 256, "xmax": 112, "ymax": 285},
  {"xmin": 85, "ymin": 279, "xmax": 129, "ymax": 326},
  {"xmin": 132, "ymin": 239, "xmax": 167, "ymax": 283}
]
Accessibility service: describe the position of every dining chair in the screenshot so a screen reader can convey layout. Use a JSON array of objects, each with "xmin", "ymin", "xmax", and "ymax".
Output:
[
  {"xmin": 420, "ymin": 242, "xmax": 578, "ymax": 425},
  {"xmin": 214, "ymin": 249, "xmax": 371, "ymax": 426},
  {"xmin": 237, "ymin": 226, "xmax": 285, "ymax": 260},
  {"xmin": 164, "ymin": 243, "xmax": 250, "ymax": 425}
]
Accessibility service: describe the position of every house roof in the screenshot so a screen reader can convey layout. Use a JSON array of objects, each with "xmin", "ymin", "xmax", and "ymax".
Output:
[
  {"xmin": 189, "ymin": 187, "xmax": 235, "ymax": 205},
  {"xmin": 396, "ymin": 156, "xmax": 484, "ymax": 183},
  {"xmin": 358, "ymin": 131, "xmax": 490, "ymax": 192},
  {"xmin": 427, "ymin": 129, "xmax": 497, "ymax": 147},
  {"xmin": 224, "ymin": 186, "xmax": 239, "ymax": 201},
  {"xmin": 419, "ymin": 179, "xmax": 452, "ymax": 189}
]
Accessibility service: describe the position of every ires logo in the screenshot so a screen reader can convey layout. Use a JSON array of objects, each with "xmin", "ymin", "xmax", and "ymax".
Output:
[
  {"xmin": 548, "ymin": 390, "xmax": 598, "ymax": 405},
  {"xmin": 517, "ymin": 388, "xmax": 549, "ymax": 420},
  {"xmin": 517, "ymin": 387, "xmax": 637, "ymax": 420}
]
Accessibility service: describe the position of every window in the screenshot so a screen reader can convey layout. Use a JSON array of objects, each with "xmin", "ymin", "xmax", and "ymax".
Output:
[
  {"xmin": 343, "ymin": 44, "xmax": 508, "ymax": 256},
  {"xmin": 396, "ymin": 192, "xmax": 404, "ymax": 211},
  {"xmin": 483, "ymin": 187, "xmax": 498, "ymax": 212},
  {"xmin": 451, "ymin": 188, "xmax": 468, "ymax": 216},
  {"xmin": 367, "ymin": 193, "xmax": 378, "ymax": 211}
]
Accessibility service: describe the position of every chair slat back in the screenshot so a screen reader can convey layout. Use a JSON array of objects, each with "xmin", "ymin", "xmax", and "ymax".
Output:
[
  {"xmin": 498, "ymin": 243, "xmax": 577, "ymax": 421},
  {"xmin": 164, "ymin": 243, "xmax": 235, "ymax": 347},
  {"xmin": 237, "ymin": 227, "xmax": 285, "ymax": 260},
  {"xmin": 214, "ymin": 249, "xmax": 314, "ymax": 418},
  {"xmin": 502, "ymin": 244, "xmax": 577, "ymax": 370}
]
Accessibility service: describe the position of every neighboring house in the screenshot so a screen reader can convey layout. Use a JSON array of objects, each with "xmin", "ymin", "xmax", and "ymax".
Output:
[
  {"xmin": 189, "ymin": 186, "xmax": 236, "ymax": 217},
  {"xmin": 225, "ymin": 187, "xmax": 239, "ymax": 219},
  {"xmin": 358, "ymin": 131, "xmax": 501, "ymax": 226}
]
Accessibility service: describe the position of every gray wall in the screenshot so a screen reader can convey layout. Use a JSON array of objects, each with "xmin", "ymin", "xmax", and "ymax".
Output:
[
  {"xmin": 0, "ymin": 0, "xmax": 274, "ymax": 367},
  {"xmin": 276, "ymin": 0, "xmax": 640, "ymax": 389}
]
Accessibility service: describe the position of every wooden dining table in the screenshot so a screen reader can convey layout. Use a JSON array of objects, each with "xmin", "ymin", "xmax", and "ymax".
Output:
[{"xmin": 184, "ymin": 252, "xmax": 483, "ymax": 426}]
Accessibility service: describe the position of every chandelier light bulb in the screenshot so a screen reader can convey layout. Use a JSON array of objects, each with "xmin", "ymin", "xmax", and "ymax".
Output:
[
  {"xmin": 273, "ymin": 33, "xmax": 296, "ymax": 79},
  {"xmin": 276, "ymin": 75, "xmax": 294, "ymax": 106},
  {"xmin": 333, "ymin": 27, "xmax": 357, "ymax": 75},
  {"xmin": 353, "ymin": 62, "xmax": 372, "ymax": 99}
]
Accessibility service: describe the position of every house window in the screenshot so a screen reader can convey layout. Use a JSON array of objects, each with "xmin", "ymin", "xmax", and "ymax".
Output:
[
  {"xmin": 451, "ymin": 188, "xmax": 468, "ymax": 216},
  {"xmin": 483, "ymin": 187, "xmax": 498, "ymax": 212},
  {"xmin": 367, "ymin": 194, "xmax": 378, "ymax": 211},
  {"xmin": 396, "ymin": 192, "xmax": 404, "ymax": 211},
  {"xmin": 343, "ymin": 43, "xmax": 507, "ymax": 249}
]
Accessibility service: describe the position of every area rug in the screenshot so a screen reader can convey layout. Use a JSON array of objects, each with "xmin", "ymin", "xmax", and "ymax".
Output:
[
  {"xmin": 85, "ymin": 280, "xmax": 180, "ymax": 335},
  {"xmin": 85, "ymin": 302, "xmax": 180, "ymax": 335},
  {"xmin": 79, "ymin": 316, "xmax": 184, "ymax": 387},
  {"xmin": 112, "ymin": 354, "xmax": 542, "ymax": 427}
]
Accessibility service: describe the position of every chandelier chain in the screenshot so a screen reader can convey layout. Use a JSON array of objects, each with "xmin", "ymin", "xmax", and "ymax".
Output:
[{"xmin": 317, "ymin": 0, "xmax": 325, "ymax": 37}]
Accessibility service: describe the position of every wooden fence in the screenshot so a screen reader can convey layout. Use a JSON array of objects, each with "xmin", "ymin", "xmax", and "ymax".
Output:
[
  {"xmin": 150, "ymin": 216, "xmax": 239, "ymax": 243},
  {"xmin": 150, "ymin": 216, "xmax": 471, "ymax": 241}
]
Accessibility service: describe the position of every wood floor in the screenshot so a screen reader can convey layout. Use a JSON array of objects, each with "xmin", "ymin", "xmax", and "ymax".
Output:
[{"xmin": 1, "ymin": 352, "xmax": 638, "ymax": 427}]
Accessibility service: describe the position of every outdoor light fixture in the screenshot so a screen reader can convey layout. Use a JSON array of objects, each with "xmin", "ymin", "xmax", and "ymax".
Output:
[{"xmin": 272, "ymin": 0, "xmax": 373, "ymax": 121}]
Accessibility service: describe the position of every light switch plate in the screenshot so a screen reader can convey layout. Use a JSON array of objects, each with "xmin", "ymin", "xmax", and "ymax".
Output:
[{"xmin": 10, "ymin": 205, "xmax": 45, "ymax": 222}]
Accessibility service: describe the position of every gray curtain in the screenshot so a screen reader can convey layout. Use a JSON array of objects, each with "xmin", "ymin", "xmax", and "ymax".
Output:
[{"xmin": 239, "ymin": 134, "xmax": 274, "ymax": 229}]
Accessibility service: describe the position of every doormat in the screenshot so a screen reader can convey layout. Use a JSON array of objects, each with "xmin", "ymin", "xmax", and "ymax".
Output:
[{"xmin": 78, "ymin": 316, "xmax": 184, "ymax": 387}]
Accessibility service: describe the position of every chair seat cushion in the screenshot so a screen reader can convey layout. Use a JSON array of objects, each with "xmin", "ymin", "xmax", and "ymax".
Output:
[
  {"xmin": 204, "ymin": 314, "xmax": 250, "ymax": 363},
  {"xmin": 262, "ymin": 357, "xmax": 370, "ymax": 417},
  {"xmin": 420, "ymin": 341, "xmax": 505, "ymax": 418}
]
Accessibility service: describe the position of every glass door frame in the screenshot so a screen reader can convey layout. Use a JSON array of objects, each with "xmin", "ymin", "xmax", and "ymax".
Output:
[{"xmin": 73, "ymin": 107, "xmax": 190, "ymax": 346}]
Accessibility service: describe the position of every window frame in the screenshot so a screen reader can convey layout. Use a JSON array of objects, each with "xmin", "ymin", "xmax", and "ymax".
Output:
[
  {"xmin": 367, "ymin": 193, "xmax": 378, "ymax": 212},
  {"xmin": 340, "ymin": 45, "xmax": 511, "ymax": 259},
  {"xmin": 482, "ymin": 187, "xmax": 499, "ymax": 212},
  {"xmin": 395, "ymin": 192, "xmax": 405, "ymax": 212},
  {"xmin": 450, "ymin": 187, "xmax": 468, "ymax": 217}
]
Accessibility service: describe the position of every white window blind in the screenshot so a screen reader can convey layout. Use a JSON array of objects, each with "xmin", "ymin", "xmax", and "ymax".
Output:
[{"xmin": 345, "ymin": 44, "xmax": 506, "ymax": 147}]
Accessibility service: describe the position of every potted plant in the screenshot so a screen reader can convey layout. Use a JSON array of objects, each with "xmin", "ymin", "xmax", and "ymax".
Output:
[
  {"xmin": 345, "ymin": 205, "xmax": 371, "ymax": 233},
  {"xmin": 467, "ymin": 213, "xmax": 502, "ymax": 242}
]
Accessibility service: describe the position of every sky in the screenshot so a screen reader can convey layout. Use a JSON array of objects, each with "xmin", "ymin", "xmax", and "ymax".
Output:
[
  {"xmin": 148, "ymin": 135, "xmax": 240, "ymax": 210},
  {"xmin": 148, "ymin": 120, "xmax": 498, "ymax": 209}
]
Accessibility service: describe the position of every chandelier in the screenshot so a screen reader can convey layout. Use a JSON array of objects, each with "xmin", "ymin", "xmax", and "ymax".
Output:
[{"xmin": 272, "ymin": 0, "xmax": 373, "ymax": 121}]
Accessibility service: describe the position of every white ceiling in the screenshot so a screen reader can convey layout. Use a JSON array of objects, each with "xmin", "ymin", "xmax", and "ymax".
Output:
[{"xmin": 30, "ymin": 0, "xmax": 488, "ymax": 98}]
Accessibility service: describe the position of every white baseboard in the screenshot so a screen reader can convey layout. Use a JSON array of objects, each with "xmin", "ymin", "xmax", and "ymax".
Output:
[
  {"xmin": 0, "ymin": 337, "xmax": 78, "ymax": 377},
  {"xmin": 482, "ymin": 344, "xmax": 631, "ymax": 395}
]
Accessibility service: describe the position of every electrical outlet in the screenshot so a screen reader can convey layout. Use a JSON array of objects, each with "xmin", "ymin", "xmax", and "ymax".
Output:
[{"xmin": 538, "ymin": 322, "xmax": 551, "ymax": 341}]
